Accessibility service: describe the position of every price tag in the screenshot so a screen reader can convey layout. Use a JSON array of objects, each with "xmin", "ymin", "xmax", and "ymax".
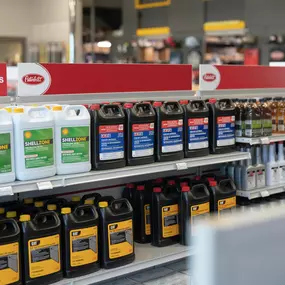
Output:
[
  {"xmin": 37, "ymin": 181, "xmax": 53, "ymax": 191},
  {"xmin": 0, "ymin": 186, "xmax": 13, "ymax": 196},
  {"xmin": 260, "ymin": 190, "xmax": 269, "ymax": 197},
  {"xmin": 176, "ymin": 162, "xmax": 187, "ymax": 170},
  {"xmin": 260, "ymin": 137, "xmax": 270, "ymax": 144}
]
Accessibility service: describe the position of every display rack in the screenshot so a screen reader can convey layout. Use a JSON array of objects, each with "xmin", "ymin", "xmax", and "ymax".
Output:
[{"xmin": 236, "ymin": 134, "xmax": 285, "ymax": 145}]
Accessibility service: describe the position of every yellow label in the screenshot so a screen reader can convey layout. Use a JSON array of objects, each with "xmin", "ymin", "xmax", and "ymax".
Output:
[
  {"xmin": 191, "ymin": 202, "xmax": 210, "ymax": 236},
  {"xmin": 162, "ymin": 205, "xmax": 179, "ymax": 238},
  {"xmin": 0, "ymin": 242, "xmax": 19, "ymax": 285},
  {"xmin": 70, "ymin": 226, "xmax": 98, "ymax": 267},
  {"xmin": 144, "ymin": 204, "xmax": 151, "ymax": 236},
  {"xmin": 218, "ymin": 197, "xmax": 236, "ymax": 216},
  {"xmin": 28, "ymin": 234, "xmax": 60, "ymax": 279},
  {"xmin": 108, "ymin": 220, "xmax": 133, "ymax": 260}
]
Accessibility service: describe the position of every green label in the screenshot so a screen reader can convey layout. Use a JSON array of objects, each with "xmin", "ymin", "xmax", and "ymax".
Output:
[
  {"xmin": 0, "ymin": 133, "xmax": 12, "ymax": 173},
  {"xmin": 61, "ymin": 126, "xmax": 90, "ymax": 164},
  {"xmin": 263, "ymin": 119, "xmax": 272, "ymax": 129},
  {"xmin": 24, "ymin": 128, "xmax": 54, "ymax": 169}
]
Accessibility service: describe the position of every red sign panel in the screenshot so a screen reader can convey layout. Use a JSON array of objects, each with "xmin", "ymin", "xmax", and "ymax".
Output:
[
  {"xmin": 0, "ymin": 64, "xmax": 7, "ymax": 96},
  {"xmin": 200, "ymin": 64, "xmax": 285, "ymax": 90},
  {"xmin": 18, "ymin": 63, "xmax": 192, "ymax": 96}
]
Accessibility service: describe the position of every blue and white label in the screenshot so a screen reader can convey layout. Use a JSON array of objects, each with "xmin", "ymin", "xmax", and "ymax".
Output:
[
  {"xmin": 161, "ymin": 119, "xmax": 183, "ymax": 153},
  {"xmin": 188, "ymin": 117, "xmax": 209, "ymax": 150},
  {"xmin": 132, "ymin": 123, "xmax": 154, "ymax": 158},
  {"xmin": 216, "ymin": 116, "xmax": 235, "ymax": 146},
  {"xmin": 99, "ymin": 124, "xmax": 124, "ymax": 161}
]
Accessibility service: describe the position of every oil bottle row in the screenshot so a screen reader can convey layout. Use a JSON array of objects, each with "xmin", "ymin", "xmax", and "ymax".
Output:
[
  {"xmin": 123, "ymin": 174, "xmax": 236, "ymax": 247},
  {"xmin": 0, "ymin": 195, "xmax": 134, "ymax": 285},
  {"xmin": 224, "ymin": 142, "xmax": 285, "ymax": 190},
  {"xmin": 0, "ymin": 99, "xmax": 236, "ymax": 183},
  {"xmin": 234, "ymin": 97, "xmax": 285, "ymax": 138}
]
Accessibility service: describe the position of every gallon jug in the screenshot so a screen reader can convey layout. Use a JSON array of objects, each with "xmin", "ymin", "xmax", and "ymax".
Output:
[
  {"xmin": 125, "ymin": 103, "xmax": 156, "ymax": 166},
  {"xmin": 0, "ymin": 108, "xmax": 15, "ymax": 183},
  {"xmin": 45, "ymin": 198, "xmax": 67, "ymax": 211},
  {"xmin": 20, "ymin": 212, "xmax": 62, "ymax": 285},
  {"xmin": 0, "ymin": 218, "xmax": 21, "ymax": 285},
  {"xmin": 259, "ymin": 98, "xmax": 272, "ymax": 136},
  {"xmin": 277, "ymin": 98, "xmax": 285, "ymax": 133},
  {"xmin": 207, "ymin": 99, "xmax": 235, "ymax": 154},
  {"xmin": 266, "ymin": 142, "xmax": 280, "ymax": 186},
  {"xmin": 234, "ymin": 99, "xmax": 246, "ymax": 137},
  {"xmin": 184, "ymin": 100, "xmax": 209, "ymax": 158},
  {"xmin": 66, "ymin": 196, "xmax": 81, "ymax": 211},
  {"xmin": 133, "ymin": 185, "xmax": 151, "ymax": 244},
  {"xmin": 13, "ymin": 106, "xmax": 56, "ymax": 181},
  {"xmin": 122, "ymin": 183, "xmax": 135, "ymax": 205},
  {"xmin": 151, "ymin": 185, "xmax": 180, "ymax": 247},
  {"xmin": 61, "ymin": 206, "xmax": 100, "ymax": 278},
  {"xmin": 244, "ymin": 99, "xmax": 262, "ymax": 137},
  {"xmin": 81, "ymin": 193, "xmax": 101, "ymax": 205},
  {"xmin": 53, "ymin": 105, "xmax": 91, "ymax": 175},
  {"xmin": 96, "ymin": 196, "xmax": 115, "ymax": 207},
  {"xmin": 154, "ymin": 101, "xmax": 184, "ymax": 162},
  {"xmin": 90, "ymin": 104, "xmax": 126, "ymax": 170},
  {"xmin": 98, "ymin": 199, "xmax": 135, "ymax": 269},
  {"xmin": 0, "ymin": 207, "xmax": 5, "ymax": 218},
  {"xmin": 271, "ymin": 98, "xmax": 279, "ymax": 133}
]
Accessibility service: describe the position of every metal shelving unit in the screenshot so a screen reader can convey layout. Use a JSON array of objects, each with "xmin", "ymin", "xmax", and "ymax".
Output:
[
  {"xmin": 0, "ymin": 152, "xmax": 250, "ymax": 196},
  {"xmin": 54, "ymin": 244, "xmax": 192, "ymax": 285},
  {"xmin": 236, "ymin": 134, "xmax": 285, "ymax": 145}
]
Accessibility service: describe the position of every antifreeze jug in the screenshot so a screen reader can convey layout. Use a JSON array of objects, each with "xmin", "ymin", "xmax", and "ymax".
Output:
[
  {"xmin": 125, "ymin": 103, "xmax": 156, "ymax": 166},
  {"xmin": 61, "ymin": 205, "xmax": 100, "ymax": 278},
  {"xmin": 20, "ymin": 212, "xmax": 62, "ymax": 285},
  {"xmin": 98, "ymin": 199, "xmax": 134, "ymax": 269},
  {"xmin": 81, "ymin": 193, "xmax": 101, "ymax": 205}
]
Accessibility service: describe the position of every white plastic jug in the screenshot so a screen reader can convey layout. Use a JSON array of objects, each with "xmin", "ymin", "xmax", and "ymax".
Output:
[
  {"xmin": 53, "ymin": 105, "xmax": 91, "ymax": 175},
  {"xmin": 0, "ymin": 109, "xmax": 15, "ymax": 183},
  {"xmin": 13, "ymin": 106, "xmax": 56, "ymax": 181}
]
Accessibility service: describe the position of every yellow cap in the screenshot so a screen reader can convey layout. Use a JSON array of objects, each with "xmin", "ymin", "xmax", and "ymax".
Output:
[
  {"xmin": 31, "ymin": 104, "xmax": 38, "ymax": 107},
  {"xmin": 14, "ymin": 107, "xmax": 24, "ymax": 113},
  {"xmin": 47, "ymin": 204, "xmax": 57, "ymax": 211},
  {"xmin": 20, "ymin": 214, "xmax": 31, "ymax": 222},
  {"xmin": 84, "ymin": 199, "xmax": 94, "ymax": 205},
  {"xmin": 35, "ymin": 201, "xmax": 43, "ymax": 208},
  {"xmin": 5, "ymin": 107, "xmax": 12, "ymax": 113},
  {"xmin": 6, "ymin": 211, "xmax": 17, "ymax": 218},
  {"xmin": 61, "ymin": 207, "xmax": 71, "ymax": 214},
  {"xmin": 99, "ymin": 201, "xmax": 108, "ymax": 208},
  {"xmin": 0, "ymin": 207, "xmax": 5, "ymax": 215},
  {"xmin": 72, "ymin": 196, "xmax": 81, "ymax": 202},
  {"xmin": 52, "ymin": 106, "xmax": 63, "ymax": 111},
  {"xmin": 45, "ymin": 105, "xmax": 51, "ymax": 110},
  {"xmin": 24, "ymin": 198, "xmax": 34, "ymax": 205}
]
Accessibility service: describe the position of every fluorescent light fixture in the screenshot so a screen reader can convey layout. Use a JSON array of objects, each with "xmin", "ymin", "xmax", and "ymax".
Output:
[{"xmin": 97, "ymin": 41, "xmax": 112, "ymax": 48}]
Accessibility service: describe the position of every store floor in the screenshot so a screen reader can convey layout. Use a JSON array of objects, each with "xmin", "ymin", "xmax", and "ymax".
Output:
[{"xmin": 97, "ymin": 258, "xmax": 192, "ymax": 285}]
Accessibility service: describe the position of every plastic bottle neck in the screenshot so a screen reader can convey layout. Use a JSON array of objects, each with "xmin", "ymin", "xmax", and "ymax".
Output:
[
  {"xmin": 245, "ymin": 147, "xmax": 252, "ymax": 166},
  {"xmin": 278, "ymin": 143, "xmax": 284, "ymax": 161},
  {"xmin": 262, "ymin": 144, "xmax": 268, "ymax": 164},
  {"xmin": 269, "ymin": 144, "xmax": 276, "ymax": 163},
  {"xmin": 255, "ymin": 145, "xmax": 262, "ymax": 165}
]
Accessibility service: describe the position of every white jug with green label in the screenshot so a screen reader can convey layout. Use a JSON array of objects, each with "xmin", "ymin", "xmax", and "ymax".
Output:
[
  {"xmin": 0, "ymin": 109, "xmax": 15, "ymax": 183},
  {"xmin": 13, "ymin": 106, "xmax": 56, "ymax": 181},
  {"xmin": 52, "ymin": 105, "xmax": 91, "ymax": 175}
]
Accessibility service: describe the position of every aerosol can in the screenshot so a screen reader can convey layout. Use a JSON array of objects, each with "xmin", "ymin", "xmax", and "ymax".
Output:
[
  {"xmin": 277, "ymin": 141, "xmax": 285, "ymax": 182},
  {"xmin": 255, "ymin": 145, "xmax": 266, "ymax": 188},
  {"xmin": 241, "ymin": 145, "xmax": 256, "ymax": 190},
  {"xmin": 266, "ymin": 143, "xmax": 280, "ymax": 186}
]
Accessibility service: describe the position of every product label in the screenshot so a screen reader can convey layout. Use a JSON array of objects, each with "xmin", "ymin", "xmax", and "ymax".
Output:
[
  {"xmin": 61, "ymin": 126, "xmax": 90, "ymax": 164},
  {"xmin": 191, "ymin": 202, "xmax": 210, "ymax": 235},
  {"xmin": 99, "ymin": 125, "xmax": 124, "ymax": 161},
  {"xmin": 262, "ymin": 119, "xmax": 272, "ymax": 135},
  {"xmin": 70, "ymin": 226, "xmax": 98, "ymax": 267},
  {"xmin": 218, "ymin": 197, "xmax": 236, "ymax": 216},
  {"xmin": 144, "ymin": 204, "xmax": 151, "ymax": 236},
  {"xmin": 245, "ymin": 120, "xmax": 262, "ymax": 137},
  {"xmin": 108, "ymin": 219, "xmax": 133, "ymax": 259},
  {"xmin": 247, "ymin": 170, "xmax": 256, "ymax": 190},
  {"xmin": 132, "ymin": 123, "xmax": 154, "ymax": 158},
  {"xmin": 256, "ymin": 169, "xmax": 266, "ymax": 188},
  {"xmin": 216, "ymin": 116, "xmax": 235, "ymax": 146},
  {"xmin": 0, "ymin": 133, "xmax": 12, "ymax": 174},
  {"xmin": 28, "ymin": 234, "xmax": 60, "ymax": 279},
  {"xmin": 278, "ymin": 116, "xmax": 285, "ymax": 131},
  {"xmin": 162, "ymin": 204, "xmax": 179, "ymax": 238},
  {"xmin": 188, "ymin": 118, "xmax": 208, "ymax": 150},
  {"xmin": 0, "ymin": 242, "xmax": 19, "ymax": 285},
  {"xmin": 271, "ymin": 167, "xmax": 279, "ymax": 183},
  {"xmin": 24, "ymin": 128, "xmax": 54, "ymax": 169},
  {"xmin": 161, "ymin": 120, "xmax": 183, "ymax": 153}
]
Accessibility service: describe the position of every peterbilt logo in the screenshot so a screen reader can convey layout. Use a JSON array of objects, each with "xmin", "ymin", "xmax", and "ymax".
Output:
[
  {"xmin": 203, "ymin": 73, "xmax": 216, "ymax": 82},
  {"xmin": 22, "ymin": 74, "xmax": 45, "ymax": 85}
]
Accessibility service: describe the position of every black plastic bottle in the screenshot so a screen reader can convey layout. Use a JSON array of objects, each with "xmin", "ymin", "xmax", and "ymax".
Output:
[
  {"xmin": 20, "ymin": 212, "xmax": 62, "ymax": 285},
  {"xmin": 184, "ymin": 100, "xmax": 209, "ymax": 158},
  {"xmin": 179, "ymin": 186, "xmax": 191, "ymax": 246},
  {"xmin": 0, "ymin": 218, "xmax": 21, "ymax": 285},
  {"xmin": 122, "ymin": 183, "xmax": 135, "ymax": 205},
  {"xmin": 90, "ymin": 104, "xmax": 126, "ymax": 170},
  {"xmin": 154, "ymin": 101, "xmax": 184, "ymax": 162},
  {"xmin": 61, "ymin": 206, "xmax": 100, "ymax": 278},
  {"xmin": 45, "ymin": 198, "xmax": 67, "ymax": 211},
  {"xmin": 151, "ymin": 186, "xmax": 179, "ymax": 247},
  {"xmin": 125, "ymin": 102, "xmax": 156, "ymax": 166},
  {"xmin": 66, "ymin": 196, "xmax": 81, "ymax": 211},
  {"xmin": 81, "ymin": 193, "xmax": 102, "ymax": 205},
  {"xmin": 98, "ymin": 199, "xmax": 135, "ymax": 269},
  {"xmin": 133, "ymin": 185, "xmax": 151, "ymax": 243},
  {"xmin": 207, "ymin": 98, "xmax": 236, "ymax": 154}
]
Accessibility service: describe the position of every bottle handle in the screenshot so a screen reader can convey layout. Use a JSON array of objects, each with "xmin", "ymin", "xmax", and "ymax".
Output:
[
  {"xmin": 64, "ymin": 105, "xmax": 87, "ymax": 116},
  {"xmin": 74, "ymin": 205, "xmax": 97, "ymax": 218},
  {"xmin": 28, "ymin": 106, "xmax": 49, "ymax": 117},
  {"xmin": 34, "ymin": 211, "xmax": 60, "ymax": 226},
  {"xmin": 0, "ymin": 219, "xmax": 19, "ymax": 235},
  {"xmin": 111, "ymin": 198, "xmax": 132, "ymax": 213}
]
